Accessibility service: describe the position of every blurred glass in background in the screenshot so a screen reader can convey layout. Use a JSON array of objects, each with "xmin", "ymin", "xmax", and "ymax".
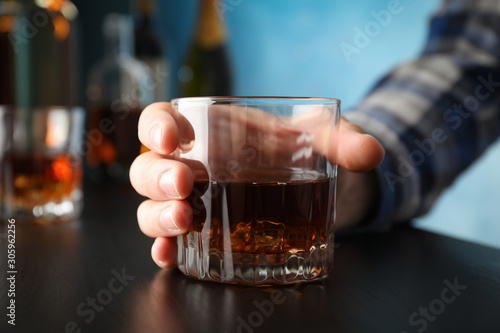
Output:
[{"xmin": 1, "ymin": 0, "xmax": 84, "ymax": 224}]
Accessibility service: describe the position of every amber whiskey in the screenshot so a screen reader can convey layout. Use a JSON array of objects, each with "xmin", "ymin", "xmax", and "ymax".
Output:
[
  {"xmin": 178, "ymin": 177, "xmax": 336, "ymax": 285},
  {"xmin": 1, "ymin": 153, "xmax": 83, "ymax": 223}
]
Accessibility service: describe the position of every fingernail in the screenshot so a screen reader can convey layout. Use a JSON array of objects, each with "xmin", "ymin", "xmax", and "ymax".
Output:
[
  {"xmin": 160, "ymin": 171, "xmax": 181, "ymax": 199},
  {"xmin": 150, "ymin": 124, "xmax": 163, "ymax": 153},
  {"xmin": 160, "ymin": 207, "xmax": 181, "ymax": 233},
  {"xmin": 154, "ymin": 254, "xmax": 167, "ymax": 267},
  {"xmin": 151, "ymin": 241, "xmax": 167, "ymax": 267}
]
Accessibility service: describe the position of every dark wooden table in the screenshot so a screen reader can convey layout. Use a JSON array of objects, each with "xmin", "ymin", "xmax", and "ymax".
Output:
[{"xmin": 1, "ymin": 184, "xmax": 499, "ymax": 333}]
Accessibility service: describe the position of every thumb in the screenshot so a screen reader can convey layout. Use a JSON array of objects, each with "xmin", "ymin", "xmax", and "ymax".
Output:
[{"xmin": 337, "ymin": 117, "xmax": 385, "ymax": 172}]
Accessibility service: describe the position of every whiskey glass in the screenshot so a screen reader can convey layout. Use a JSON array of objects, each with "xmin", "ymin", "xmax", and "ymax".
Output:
[
  {"xmin": 0, "ymin": 107, "xmax": 85, "ymax": 224},
  {"xmin": 172, "ymin": 97, "xmax": 340, "ymax": 285}
]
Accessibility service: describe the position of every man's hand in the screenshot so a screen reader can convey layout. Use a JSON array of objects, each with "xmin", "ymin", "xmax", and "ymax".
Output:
[{"xmin": 130, "ymin": 102, "xmax": 385, "ymax": 268}]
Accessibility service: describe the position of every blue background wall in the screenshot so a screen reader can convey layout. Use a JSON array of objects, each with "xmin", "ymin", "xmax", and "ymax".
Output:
[{"xmin": 158, "ymin": 0, "xmax": 438, "ymax": 108}]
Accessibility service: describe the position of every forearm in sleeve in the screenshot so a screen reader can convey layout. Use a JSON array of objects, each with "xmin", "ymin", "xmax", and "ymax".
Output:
[{"xmin": 345, "ymin": 0, "xmax": 500, "ymax": 230}]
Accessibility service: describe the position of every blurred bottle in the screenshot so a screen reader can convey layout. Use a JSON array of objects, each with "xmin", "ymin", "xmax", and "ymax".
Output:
[
  {"xmin": 0, "ymin": 0, "xmax": 18, "ymax": 106},
  {"xmin": 178, "ymin": 0, "xmax": 233, "ymax": 97},
  {"xmin": 134, "ymin": 0, "xmax": 169, "ymax": 102},
  {"xmin": 87, "ymin": 13, "xmax": 153, "ymax": 184},
  {"xmin": 14, "ymin": 0, "xmax": 80, "ymax": 108}
]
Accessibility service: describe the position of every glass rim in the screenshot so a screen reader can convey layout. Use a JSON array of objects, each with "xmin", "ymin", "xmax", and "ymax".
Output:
[{"xmin": 171, "ymin": 96, "xmax": 341, "ymax": 106}]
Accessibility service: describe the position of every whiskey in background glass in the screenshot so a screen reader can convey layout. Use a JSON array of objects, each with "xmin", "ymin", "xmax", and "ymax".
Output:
[
  {"xmin": 0, "ymin": 106, "xmax": 85, "ymax": 223},
  {"xmin": 2, "ymin": 153, "xmax": 83, "ymax": 223}
]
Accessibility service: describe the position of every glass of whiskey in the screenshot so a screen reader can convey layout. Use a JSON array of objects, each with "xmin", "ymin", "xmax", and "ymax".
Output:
[
  {"xmin": 0, "ymin": 106, "xmax": 85, "ymax": 224},
  {"xmin": 171, "ymin": 97, "xmax": 340, "ymax": 285}
]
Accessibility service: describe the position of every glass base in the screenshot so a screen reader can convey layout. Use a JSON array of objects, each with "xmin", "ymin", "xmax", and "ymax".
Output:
[
  {"xmin": 2, "ymin": 189, "xmax": 83, "ymax": 224},
  {"xmin": 177, "ymin": 236, "xmax": 335, "ymax": 286}
]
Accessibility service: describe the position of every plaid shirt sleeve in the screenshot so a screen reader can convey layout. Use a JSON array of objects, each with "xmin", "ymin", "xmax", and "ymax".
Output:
[{"xmin": 344, "ymin": 0, "xmax": 500, "ymax": 231}]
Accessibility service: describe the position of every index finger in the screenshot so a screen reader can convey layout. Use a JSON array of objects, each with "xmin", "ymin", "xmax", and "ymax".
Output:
[{"xmin": 138, "ymin": 102, "xmax": 195, "ymax": 155}]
